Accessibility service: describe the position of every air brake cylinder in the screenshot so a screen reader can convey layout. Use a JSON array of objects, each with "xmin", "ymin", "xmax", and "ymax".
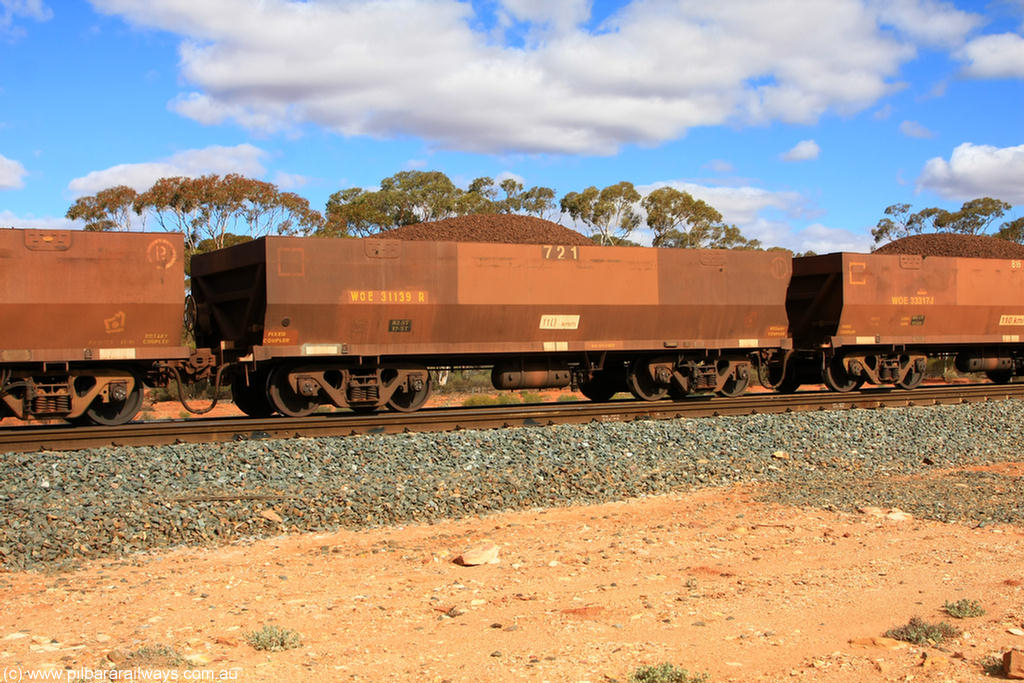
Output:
[
  {"xmin": 491, "ymin": 358, "xmax": 571, "ymax": 390},
  {"xmin": 955, "ymin": 353, "xmax": 1013, "ymax": 373}
]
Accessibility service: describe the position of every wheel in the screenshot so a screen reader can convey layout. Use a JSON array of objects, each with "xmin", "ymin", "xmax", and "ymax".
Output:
[
  {"xmin": 387, "ymin": 372, "xmax": 432, "ymax": 412},
  {"xmin": 626, "ymin": 358, "xmax": 668, "ymax": 401},
  {"xmin": 775, "ymin": 375, "xmax": 802, "ymax": 393},
  {"xmin": 822, "ymin": 356, "xmax": 859, "ymax": 392},
  {"xmin": 986, "ymin": 369, "xmax": 1014, "ymax": 384},
  {"xmin": 896, "ymin": 363, "xmax": 925, "ymax": 389},
  {"xmin": 668, "ymin": 375, "xmax": 690, "ymax": 400},
  {"xmin": 80, "ymin": 376, "xmax": 144, "ymax": 426},
  {"xmin": 267, "ymin": 366, "xmax": 318, "ymax": 417},
  {"xmin": 762, "ymin": 359, "xmax": 800, "ymax": 393},
  {"xmin": 231, "ymin": 374, "xmax": 274, "ymax": 418},
  {"xmin": 717, "ymin": 366, "xmax": 751, "ymax": 397},
  {"xmin": 578, "ymin": 372, "xmax": 619, "ymax": 402}
]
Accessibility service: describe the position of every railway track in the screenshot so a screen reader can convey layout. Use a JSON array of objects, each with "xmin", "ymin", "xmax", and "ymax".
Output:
[{"xmin": 2, "ymin": 383, "xmax": 1022, "ymax": 454}]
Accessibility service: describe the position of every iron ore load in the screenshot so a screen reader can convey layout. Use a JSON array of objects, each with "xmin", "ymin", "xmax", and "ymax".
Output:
[{"xmin": 2, "ymin": 218, "xmax": 1024, "ymax": 426}]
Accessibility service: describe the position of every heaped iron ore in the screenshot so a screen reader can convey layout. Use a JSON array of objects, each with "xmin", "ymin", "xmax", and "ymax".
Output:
[
  {"xmin": 372, "ymin": 214, "xmax": 593, "ymax": 246},
  {"xmin": 875, "ymin": 233, "xmax": 1024, "ymax": 259}
]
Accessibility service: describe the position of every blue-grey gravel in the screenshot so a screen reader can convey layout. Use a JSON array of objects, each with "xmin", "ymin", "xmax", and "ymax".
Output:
[{"xmin": 1, "ymin": 400, "xmax": 1022, "ymax": 570}]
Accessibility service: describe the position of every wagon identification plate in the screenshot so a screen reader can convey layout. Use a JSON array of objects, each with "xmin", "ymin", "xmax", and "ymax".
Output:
[
  {"xmin": 389, "ymin": 319, "xmax": 412, "ymax": 333},
  {"xmin": 539, "ymin": 314, "xmax": 580, "ymax": 330}
]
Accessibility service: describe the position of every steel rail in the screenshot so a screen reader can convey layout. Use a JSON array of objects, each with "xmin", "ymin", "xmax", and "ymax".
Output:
[{"xmin": 2, "ymin": 383, "xmax": 1023, "ymax": 454}]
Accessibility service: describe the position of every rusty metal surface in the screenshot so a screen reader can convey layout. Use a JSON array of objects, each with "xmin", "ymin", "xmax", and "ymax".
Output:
[
  {"xmin": 0, "ymin": 229, "xmax": 189, "ymax": 363},
  {"xmin": 2, "ymin": 383, "xmax": 1020, "ymax": 453},
  {"xmin": 193, "ymin": 238, "xmax": 792, "ymax": 360},
  {"xmin": 789, "ymin": 252, "xmax": 1024, "ymax": 349}
]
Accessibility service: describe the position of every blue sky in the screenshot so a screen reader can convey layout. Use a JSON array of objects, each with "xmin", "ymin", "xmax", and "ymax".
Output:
[{"xmin": 1, "ymin": 0, "xmax": 1022, "ymax": 252}]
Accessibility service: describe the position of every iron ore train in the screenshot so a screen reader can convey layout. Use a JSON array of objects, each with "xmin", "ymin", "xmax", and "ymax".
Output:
[{"xmin": 1, "ymin": 227, "xmax": 1021, "ymax": 425}]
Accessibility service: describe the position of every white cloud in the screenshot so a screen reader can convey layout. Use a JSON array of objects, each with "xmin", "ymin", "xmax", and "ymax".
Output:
[
  {"xmin": 870, "ymin": 0, "xmax": 981, "ymax": 47},
  {"xmin": 67, "ymin": 143, "xmax": 267, "ymax": 196},
  {"xmin": 0, "ymin": 152, "xmax": 27, "ymax": 189},
  {"xmin": 781, "ymin": 140, "xmax": 820, "ymax": 162},
  {"xmin": 1, "ymin": 0, "xmax": 52, "ymax": 39},
  {"xmin": 272, "ymin": 171, "xmax": 310, "ymax": 190},
  {"xmin": 917, "ymin": 142, "xmax": 1024, "ymax": 204},
  {"xmin": 639, "ymin": 179, "xmax": 805, "ymax": 227},
  {"xmin": 494, "ymin": 170, "xmax": 526, "ymax": 186},
  {"xmin": 497, "ymin": 0, "xmax": 589, "ymax": 34},
  {"xmin": 704, "ymin": 159, "xmax": 735, "ymax": 174},
  {"xmin": 872, "ymin": 103, "xmax": 893, "ymax": 120},
  {"xmin": 957, "ymin": 33, "xmax": 1024, "ymax": 79},
  {"xmin": 899, "ymin": 120, "xmax": 935, "ymax": 138},
  {"xmin": 89, "ymin": 0, "xmax": 975, "ymax": 155},
  {"xmin": 0, "ymin": 209, "xmax": 74, "ymax": 230},
  {"xmin": 660, "ymin": 182, "xmax": 803, "ymax": 225},
  {"xmin": 637, "ymin": 179, "xmax": 874, "ymax": 253},
  {"xmin": 792, "ymin": 223, "xmax": 873, "ymax": 253}
]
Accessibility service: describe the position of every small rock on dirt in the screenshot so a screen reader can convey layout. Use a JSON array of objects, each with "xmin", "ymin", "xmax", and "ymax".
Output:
[
  {"xmin": 259, "ymin": 509, "xmax": 283, "ymax": 523},
  {"xmin": 455, "ymin": 544, "xmax": 500, "ymax": 566},
  {"xmin": 849, "ymin": 637, "xmax": 907, "ymax": 650},
  {"xmin": 1004, "ymin": 650, "xmax": 1024, "ymax": 679}
]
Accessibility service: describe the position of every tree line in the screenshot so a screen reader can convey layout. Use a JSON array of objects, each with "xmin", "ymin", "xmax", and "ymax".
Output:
[
  {"xmin": 64, "ymin": 170, "xmax": 761, "ymax": 252},
  {"xmin": 66, "ymin": 169, "xmax": 1022, "ymax": 256},
  {"xmin": 872, "ymin": 197, "xmax": 1024, "ymax": 245}
]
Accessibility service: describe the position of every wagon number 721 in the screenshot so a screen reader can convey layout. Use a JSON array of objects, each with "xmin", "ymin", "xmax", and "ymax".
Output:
[{"xmin": 542, "ymin": 245, "xmax": 580, "ymax": 261}]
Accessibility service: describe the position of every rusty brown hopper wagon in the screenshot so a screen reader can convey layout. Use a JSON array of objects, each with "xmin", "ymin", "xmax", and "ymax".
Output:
[
  {"xmin": 192, "ymin": 237, "xmax": 792, "ymax": 416},
  {"xmin": 782, "ymin": 252, "xmax": 1024, "ymax": 391},
  {"xmin": 0, "ymin": 228, "xmax": 189, "ymax": 424}
]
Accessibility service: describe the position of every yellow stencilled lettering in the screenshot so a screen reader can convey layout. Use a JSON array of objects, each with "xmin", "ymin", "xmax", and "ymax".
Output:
[
  {"xmin": 142, "ymin": 333, "xmax": 170, "ymax": 345},
  {"xmin": 264, "ymin": 330, "xmax": 294, "ymax": 345},
  {"xmin": 541, "ymin": 244, "xmax": 580, "ymax": 261},
  {"xmin": 892, "ymin": 295, "xmax": 934, "ymax": 305},
  {"xmin": 347, "ymin": 290, "xmax": 428, "ymax": 304}
]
